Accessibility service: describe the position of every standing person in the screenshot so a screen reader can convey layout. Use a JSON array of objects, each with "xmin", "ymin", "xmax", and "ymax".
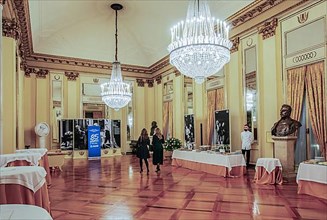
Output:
[
  {"xmin": 152, "ymin": 128, "xmax": 165, "ymax": 172},
  {"xmin": 137, "ymin": 128, "xmax": 150, "ymax": 175},
  {"xmin": 241, "ymin": 124, "xmax": 253, "ymax": 168}
]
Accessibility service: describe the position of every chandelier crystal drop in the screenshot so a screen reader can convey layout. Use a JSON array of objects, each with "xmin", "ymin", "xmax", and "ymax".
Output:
[
  {"xmin": 168, "ymin": 0, "xmax": 233, "ymax": 84},
  {"xmin": 101, "ymin": 3, "xmax": 132, "ymax": 111}
]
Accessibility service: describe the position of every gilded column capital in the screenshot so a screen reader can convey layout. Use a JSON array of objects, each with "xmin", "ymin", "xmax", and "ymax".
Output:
[
  {"xmin": 155, "ymin": 75, "xmax": 162, "ymax": 85},
  {"xmin": 136, "ymin": 79, "xmax": 145, "ymax": 87},
  {"xmin": 64, "ymin": 72, "xmax": 79, "ymax": 81},
  {"xmin": 36, "ymin": 69, "xmax": 49, "ymax": 78},
  {"xmin": 174, "ymin": 69, "xmax": 181, "ymax": 77},
  {"xmin": 146, "ymin": 79, "xmax": 154, "ymax": 88},
  {"xmin": 258, "ymin": 18, "xmax": 278, "ymax": 40},
  {"xmin": 2, "ymin": 18, "xmax": 19, "ymax": 39},
  {"xmin": 230, "ymin": 37, "xmax": 240, "ymax": 53},
  {"xmin": 23, "ymin": 66, "xmax": 36, "ymax": 77}
]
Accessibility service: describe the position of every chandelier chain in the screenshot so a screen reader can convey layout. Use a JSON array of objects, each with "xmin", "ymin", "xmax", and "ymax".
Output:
[{"xmin": 115, "ymin": 9, "xmax": 118, "ymax": 62}]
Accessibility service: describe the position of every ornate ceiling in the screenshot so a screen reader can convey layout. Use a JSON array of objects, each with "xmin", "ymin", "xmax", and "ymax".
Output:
[{"xmin": 28, "ymin": 0, "xmax": 253, "ymax": 67}]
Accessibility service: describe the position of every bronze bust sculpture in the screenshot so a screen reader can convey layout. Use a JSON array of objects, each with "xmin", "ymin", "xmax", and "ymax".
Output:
[{"xmin": 271, "ymin": 104, "xmax": 302, "ymax": 137}]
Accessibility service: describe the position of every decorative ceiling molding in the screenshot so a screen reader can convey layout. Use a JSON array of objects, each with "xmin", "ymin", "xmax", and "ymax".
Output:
[
  {"xmin": 2, "ymin": 18, "xmax": 19, "ymax": 39},
  {"xmin": 146, "ymin": 79, "xmax": 154, "ymax": 88},
  {"xmin": 35, "ymin": 69, "xmax": 49, "ymax": 78},
  {"xmin": 136, "ymin": 79, "xmax": 145, "ymax": 87},
  {"xmin": 8, "ymin": 0, "xmax": 310, "ymax": 78},
  {"xmin": 155, "ymin": 75, "xmax": 162, "ymax": 85},
  {"xmin": 12, "ymin": 0, "xmax": 33, "ymax": 57},
  {"xmin": 65, "ymin": 72, "xmax": 79, "ymax": 81},
  {"xmin": 230, "ymin": 37, "xmax": 240, "ymax": 53},
  {"xmin": 258, "ymin": 18, "xmax": 278, "ymax": 40},
  {"xmin": 229, "ymin": 0, "xmax": 284, "ymax": 28}
]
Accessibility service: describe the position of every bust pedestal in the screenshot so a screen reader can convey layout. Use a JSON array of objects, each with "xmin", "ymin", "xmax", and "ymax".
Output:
[{"xmin": 272, "ymin": 136, "xmax": 297, "ymax": 175}]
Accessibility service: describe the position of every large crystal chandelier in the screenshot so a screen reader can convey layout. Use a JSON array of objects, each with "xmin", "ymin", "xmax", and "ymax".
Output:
[
  {"xmin": 101, "ymin": 3, "xmax": 132, "ymax": 111},
  {"xmin": 168, "ymin": 0, "xmax": 233, "ymax": 84}
]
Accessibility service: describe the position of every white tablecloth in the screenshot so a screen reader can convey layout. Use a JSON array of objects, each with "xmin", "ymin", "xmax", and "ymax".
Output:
[
  {"xmin": 0, "ymin": 153, "xmax": 42, "ymax": 167},
  {"xmin": 16, "ymin": 148, "xmax": 48, "ymax": 157},
  {"xmin": 0, "ymin": 166, "xmax": 47, "ymax": 193},
  {"xmin": 296, "ymin": 163, "xmax": 327, "ymax": 184},
  {"xmin": 0, "ymin": 204, "xmax": 52, "ymax": 220},
  {"xmin": 255, "ymin": 158, "xmax": 282, "ymax": 173},
  {"xmin": 172, "ymin": 150, "xmax": 246, "ymax": 171}
]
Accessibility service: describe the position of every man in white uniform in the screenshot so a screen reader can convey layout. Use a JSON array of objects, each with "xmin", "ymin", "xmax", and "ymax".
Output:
[{"xmin": 241, "ymin": 124, "xmax": 254, "ymax": 167}]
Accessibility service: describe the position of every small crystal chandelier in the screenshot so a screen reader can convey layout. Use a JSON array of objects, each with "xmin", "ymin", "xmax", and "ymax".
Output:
[
  {"xmin": 101, "ymin": 3, "xmax": 132, "ymax": 111},
  {"xmin": 168, "ymin": 0, "xmax": 233, "ymax": 84}
]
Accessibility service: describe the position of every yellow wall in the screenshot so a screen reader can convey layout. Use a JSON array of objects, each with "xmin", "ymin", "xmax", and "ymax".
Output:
[
  {"xmin": 2, "ymin": 37, "xmax": 16, "ymax": 154},
  {"xmin": 5, "ymin": 0, "xmax": 325, "ymax": 161}
]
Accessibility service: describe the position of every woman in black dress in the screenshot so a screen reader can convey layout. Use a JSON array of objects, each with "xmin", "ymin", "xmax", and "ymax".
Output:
[
  {"xmin": 152, "ymin": 128, "xmax": 165, "ymax": 172},
  {"xmin": 137, "ymin": 128, "xmax": 150, "ymax": 174}
]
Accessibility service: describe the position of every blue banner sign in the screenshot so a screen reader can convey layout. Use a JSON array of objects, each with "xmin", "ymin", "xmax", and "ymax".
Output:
[{"xmin": 88, "ymin": 126, "xmax": 101, "ymax": 158}]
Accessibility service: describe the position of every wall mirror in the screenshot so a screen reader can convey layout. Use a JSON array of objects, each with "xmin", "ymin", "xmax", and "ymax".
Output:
[
  {"xmin": 127, "ymin": 81, "xmax": 134, "ymax": 141},
  {"xmin": 184, "ymin": 76, "xmax": 193, "ymax": 115},
  {"xmin": 52, "ymin": 78, "xmax": 63, "ymax": 144},
  {"xmin": 244, "ymin": 46, "xmax": 258, "ymax": 141}
]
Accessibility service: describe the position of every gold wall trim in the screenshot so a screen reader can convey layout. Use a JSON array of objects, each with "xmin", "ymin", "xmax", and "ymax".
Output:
[{"xmin": 258, "ymin": 18, "xmax": 278, "ymax": 40}]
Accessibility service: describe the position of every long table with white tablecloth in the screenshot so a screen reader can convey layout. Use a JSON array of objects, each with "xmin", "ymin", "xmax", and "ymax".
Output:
[
  {"xmin": 296, "ymin": 163, "xmax": 327, "ymax": 200},
  {"xmin": 172, "ymin": 150, "xmax": 246, "ymax": 177}
]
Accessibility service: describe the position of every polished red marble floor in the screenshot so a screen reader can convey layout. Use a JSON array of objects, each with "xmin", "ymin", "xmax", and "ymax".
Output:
[{"xmin": 49, "ymin": 155, "xmax": 327, "ymax": 220}]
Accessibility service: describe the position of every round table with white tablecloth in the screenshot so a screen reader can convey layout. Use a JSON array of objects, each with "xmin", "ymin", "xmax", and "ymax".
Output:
[
  {"xmin": 16, "ymin": 148, "xmax": 52, "ymax": 185},
  {"xmin": 0, "ymin": 204, "xmax": 52, "ymax": 220},
  {"xmin": 254, "ymin": 158, "xmax": 283, "ymax": 185},
  {"xmin": 0, "ymin": 153, "xmax": 42, "ymax": 167},
  {"xmin": 0, "ymin": 166, "xmax": 51, "ymax": 213}
]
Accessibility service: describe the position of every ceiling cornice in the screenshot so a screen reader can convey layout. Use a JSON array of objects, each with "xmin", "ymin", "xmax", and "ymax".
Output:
[
  {"xmin": 228, "ymin": 0, "xmax": 284, "ymax": 27},
  {"xmin": 6, "ymin": 0, "xmax": 310, "ymax": 79}
]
